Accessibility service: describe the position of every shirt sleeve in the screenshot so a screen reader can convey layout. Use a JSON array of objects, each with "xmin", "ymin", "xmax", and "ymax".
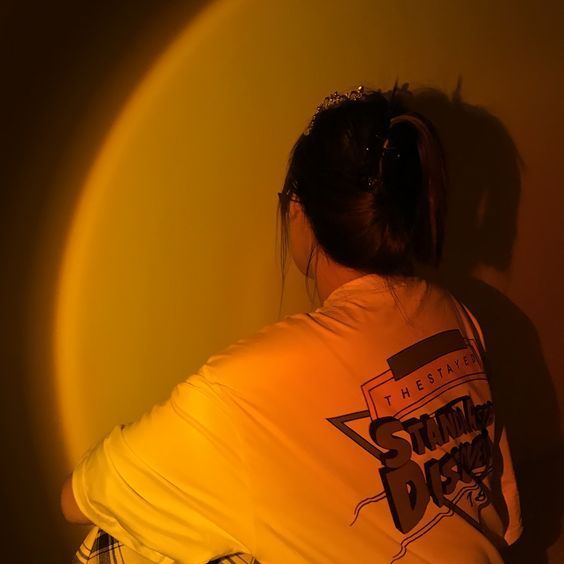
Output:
[
  {"xmin": 497, "ymin": 426, "xmax": 524, "ymax": 545},
  {"xmin": 71, "ymin": 368, "xmax": 256, "ymax": 563},
  {"xmin": 458, "ymin": 301, "xmax": 524, "ymax": 545},
  {"xmin": 460, "ymin": 301, "xmax": 487, "ymax": 352}
]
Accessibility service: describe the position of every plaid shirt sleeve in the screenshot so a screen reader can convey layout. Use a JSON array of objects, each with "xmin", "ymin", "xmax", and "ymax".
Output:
[{"xmin": 73, "ymin": 525, "xmax": 259, "ymax": 564}]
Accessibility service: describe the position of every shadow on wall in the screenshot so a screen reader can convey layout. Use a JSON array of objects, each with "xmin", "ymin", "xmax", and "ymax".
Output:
[{"xmin": 408, "ymin": 79, "xmax": 563, "ymax": 564}]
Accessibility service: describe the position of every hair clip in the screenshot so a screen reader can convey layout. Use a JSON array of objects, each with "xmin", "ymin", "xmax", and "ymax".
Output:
[
  {"xmin": 383, "ymin": 146, "xmax": 401, "ymax": 158},
  {"xmin": 304, "ymin": 85, "xmax": 370, "ymax": 136}
]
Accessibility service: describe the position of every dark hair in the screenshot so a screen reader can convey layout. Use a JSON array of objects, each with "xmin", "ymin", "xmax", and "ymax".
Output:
[{"xmin": 276, "ymin": 82, "xmax": 448, "ymax": 316}]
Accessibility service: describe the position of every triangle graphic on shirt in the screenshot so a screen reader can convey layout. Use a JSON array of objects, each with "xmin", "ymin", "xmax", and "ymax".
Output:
[
  {"xmin": 327, "ymin": 409, "xmax": 498, "ymax": 547},
  {"xmin": 326, "ymin": 409, "xmax": 383, "ymax": 462}
]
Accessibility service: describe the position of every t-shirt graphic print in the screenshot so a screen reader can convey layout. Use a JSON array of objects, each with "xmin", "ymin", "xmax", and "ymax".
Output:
[{"xmin": 327, "ymin": 325, "xmax": 508, "ymax": 563}]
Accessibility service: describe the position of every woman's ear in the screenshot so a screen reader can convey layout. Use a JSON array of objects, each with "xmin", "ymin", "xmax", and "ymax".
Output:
[
  {"xmin": 289, "ymin": 198, "xmax": 301, "ymax": 219},
  {"xmin": 290, "ymin": 198, "xmax": 307, "ymax": 224}
]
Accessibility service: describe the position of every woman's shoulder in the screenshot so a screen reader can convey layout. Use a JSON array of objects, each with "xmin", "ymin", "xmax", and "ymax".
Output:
[{"xmin": 196, "ymin": 311, "xmax": 322, "ymax": 385}]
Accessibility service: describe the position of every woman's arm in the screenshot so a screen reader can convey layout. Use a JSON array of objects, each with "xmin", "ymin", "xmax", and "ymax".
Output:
[{"xmin": 60, "ymin": 473, "xmax": 93, "ymax": 525}]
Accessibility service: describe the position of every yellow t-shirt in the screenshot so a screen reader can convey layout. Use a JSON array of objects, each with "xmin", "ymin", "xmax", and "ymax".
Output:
[{"xmin": 72, "ymin": 273, "xmax": 523, "ymax": 563}]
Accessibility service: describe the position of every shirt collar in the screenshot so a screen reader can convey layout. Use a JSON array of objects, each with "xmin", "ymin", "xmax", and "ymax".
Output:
[{"xmin": 322, "ymin": 272, "xmax": 415, "ymax": 307}]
